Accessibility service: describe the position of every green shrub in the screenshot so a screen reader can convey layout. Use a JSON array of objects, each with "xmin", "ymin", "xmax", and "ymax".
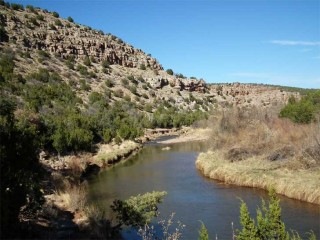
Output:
[
  {"xmin": 0, "ymin": 26, "xmax": 9, "ymax": 42},
  {"xmin": 236, "ymin": 189, "xmax": 302, "ymax": 240},
  {"xmin": 52, "ymin": 11, "xmax": 59, "ymax": 18},
  {"xmin": 129, "ymin": 85, "xmax": 137, "ymax": 95},
  {"xmin": 142, "ymin": 93, "xmax": 149, "ymax": 99},
  {"xmin": 54, "ymin": 19, "xmax": 63, "ymax": 27},
  {"xmin": 79, "ymin": 79, "xmax": 91, "ymax": 91},
  {"xmin": 142, "ymin": 84, "xmax": 148, "ymax": 90},
  {"xmin": 140, "ymin": 64, "xmax": 146, "ymax": 70},
  {"xmin": 10, "ymin": 3, "xmax": 24, "ymax": 10},
  {"xmin": 29, "ymin": 17, "xmax": 39, "ymax": 26},
  {"xmin": 36, "ymin": 14, "xmax": 44, "ymax": 21},
  {"xmin": 77, "ymin": 64, "xmax": 89, "ymax": 76},
  {"xmin": 198, "ymin": 222, "xmax": 209, "ymax": 240},
  {"xmin": 121, "ymin": 78, "xmax": 129, "ymax": 85},
  {"xmin": 0, "ymin": 97, "xmax": 43, "ymax": 238},
  {"xmin": 88, "ymin": 91, "xmax": 103, "ymax": 105},
  {"xmin": 26, "ymin": 5, "xmax": 35, "ymax": 12},
  {"xmin": 37, "ymin": 50, "xmax": 50, "ymax": 59},
  {"xmin": 83, "ymin": 56, "xmax": 91, "ymax": 66},
  {"xmin": 67, "ymin": 16, "xmax": 74, "ymax": 22},
  {"xmin": 280, "ymin": 91, "xmax": 320, "ymax": 124},
  {"xmin": 114, "ymin": 89, "xmax": 124, "ymax": 98},
  {"xmin": 166, "ymin": 69, "xmax": 174, "ymax": 75},
  {"xmin": 49, "ymin": 24, "xmax": 56, "ymax": 30},
  {"xmin": 103, "ymin": 129, "xmax": 113, "ymax": 143},
  {"xmin": 102, "ymin": 59, "xmax": 110, "ymax": 68},
  {"xmin": 111, "ymin": 191, "xmax": 167, "ymax": 227},
  {"xmin": 105, "ymin": 79, "xmax": 114, "ymax": 88}
]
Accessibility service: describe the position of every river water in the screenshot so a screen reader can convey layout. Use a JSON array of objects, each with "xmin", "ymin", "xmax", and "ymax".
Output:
[{"xmin": 89, "ymin": 140, "xmax": 320, "ymax": 239}]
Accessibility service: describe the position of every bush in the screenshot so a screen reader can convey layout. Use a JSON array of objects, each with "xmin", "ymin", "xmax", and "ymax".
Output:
[
  {"xmin": 198, "ymin": 222, "xmax": 209, "ymax": 240},
  {"xmin": 77, "ymin": 64, "xmax": 89, "ymax": 76},
  {"xmin": 121, "ymin": 78, "xmax": 129, "ymax": 85},
  {"xmin": 88, "ymin": 91, "xmax": 103, "ymax": 105},
  {"xmin": 54, "ymin": 19, "xmax": 63, "ymax": 27},
  {"xmin": 235, "ymin": 189, "xmax": 317, "ymax": 240},
  {"xmin": 0, "ymin": 98, "xmax": 43, "ymax": 238},
  {"xmin": 280, "ymin": 91, "xmax": 320, "ymax": 124},
  {"xmin": 26, "ymin": 5, "xmax": 35, "ymax": 12},
  {"xmin": 83, "ymin": 56, "xmax": 91, "ymax": 66},
  {"xmin": 67, "ymin": 16, "xmax": 74, "ymax": 22},
  {"xmin": 10, "ymin": 3, "xmax": 24, "ymax": 10},
  {"xmin": 111, "ymin": 191, "xmax": 167, "ymax": 227},
  {"xmin": 37, "ymin": 50, "xmax": 50, "ymax": 59},
  {"xmin": 140, "ymin": 64, "xmax": 146, "ymax": 70},
  {"xmin": 103, "ymin": 129, "xmax": 113, "ymax": 143},
  {"xmin": 129, "ymin": 85, "xmax": 137, "ymax": 95},
  {"xmin": 105, "ymin": 79, "xmax": 114, "ymax": 88},
  {"xmin": 114, "ymin": 89, "xmax": 124, "ymax": 98},
  {"xmin": 49, "ymin": 24, "xmax": 56, "ymax": 30},
  {"xmin": 36, "ymin": 14, "xmax": 44, "ymax": 21},
  {"xmin": 52, "ymin": 11, "xmax": 59, "ymax": 18},
  {"xmin": 102, "ymin": 59, "xmax": 110, "ymax": 68},
  {"xmin": 166, "ymin": 69, "xmax": 174, "ymax": 75},
  {"xmin": 0, "ymin": 26, "xmax": 9, "ymax": 42}
]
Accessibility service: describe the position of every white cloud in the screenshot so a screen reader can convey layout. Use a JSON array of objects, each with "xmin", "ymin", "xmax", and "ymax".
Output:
[{"xmin": 270, "ymin": 40, "xmax": 320, "ymax": 46}]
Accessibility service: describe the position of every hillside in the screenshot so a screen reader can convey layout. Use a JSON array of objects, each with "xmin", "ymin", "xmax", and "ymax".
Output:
[
  {"xmin": 0, "ymin": 2, "xmax": 299, "ymax": 113},
  {"xmin": 0, "ymin": 3, "xmax": 211, "ymax": 112}
]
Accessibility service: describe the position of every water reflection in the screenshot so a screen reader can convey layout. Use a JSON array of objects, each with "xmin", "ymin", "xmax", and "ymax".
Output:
[{"xmin": 89, "ymin": 141, "xmax": 320, "ymax": 239}]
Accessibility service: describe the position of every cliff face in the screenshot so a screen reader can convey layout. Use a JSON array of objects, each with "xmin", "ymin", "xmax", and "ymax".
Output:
[{"xmin": 2, "ymin": 7, "xmax": 163, "ymax": 70}]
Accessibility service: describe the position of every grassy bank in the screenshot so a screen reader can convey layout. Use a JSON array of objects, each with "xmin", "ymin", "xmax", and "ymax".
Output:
[
  {"xmin": 196, "ymin": 108, "xmax": 320, "ymax": 204},
  {"xmin": 196, "ymin": 151, "xmax": 320, "ymax": 204}
]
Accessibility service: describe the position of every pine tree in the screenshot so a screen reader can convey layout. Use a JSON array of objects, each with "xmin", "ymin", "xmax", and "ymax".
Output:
[{"xmin": 198, "ymin": 221, "xmax": 209, "ymax": 240}]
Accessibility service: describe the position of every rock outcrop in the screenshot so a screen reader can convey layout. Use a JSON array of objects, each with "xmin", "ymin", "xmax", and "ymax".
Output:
[{"xmin": 2, "ymin": 7, "xmax": 163, "ymax": 70}]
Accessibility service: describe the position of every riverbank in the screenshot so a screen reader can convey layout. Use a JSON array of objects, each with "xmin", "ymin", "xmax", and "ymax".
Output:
[
  {"xmin": 196, "ymin": 151, "xmax": 320, "ymax": 204},
  {"xmin": 157, "ymin": 127, "xmax": 211, "ymax": 144},
  {"xmin": 33, "ymin": 127, "xmax": 199, "ymax": 238}
]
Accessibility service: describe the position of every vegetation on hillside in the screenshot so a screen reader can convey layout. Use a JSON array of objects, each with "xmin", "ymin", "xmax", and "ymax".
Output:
[{"xmin": 280, "ymin": 90, "xmax": 320, "ymax": 123}]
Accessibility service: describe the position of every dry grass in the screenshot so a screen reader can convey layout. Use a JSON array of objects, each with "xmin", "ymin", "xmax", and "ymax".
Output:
[
  {"xmin": 94, "ymin": 140, "xmax": 141, "ymax": 164},
  {"xmin": 196, "ymin": 152, "xmax": 320, "ymax": 204},
  {"xmin": 208, "ymin": 108, "xmax": 320, "ymax": 164},
  {"xmin": 196, "ymin": 107, "xmax": 320, "ymax": 204},
  {"xmin": 53, "ymin": 182, "xmax": 88, "ymax": 212}
]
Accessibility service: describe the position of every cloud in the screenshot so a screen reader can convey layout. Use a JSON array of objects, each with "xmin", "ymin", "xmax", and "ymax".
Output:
[{"xmin": 270, "ymin": 40, "xmax": 320, "ymax": 46}]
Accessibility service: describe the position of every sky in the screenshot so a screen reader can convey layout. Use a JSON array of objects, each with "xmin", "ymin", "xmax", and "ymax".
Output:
[{"xmin": 6, "ymin": 0, "xmax": 320, "ymax": 88}]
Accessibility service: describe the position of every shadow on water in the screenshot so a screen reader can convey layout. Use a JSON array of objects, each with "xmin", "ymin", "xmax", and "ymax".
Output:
[{"xmin": 88, "ymin": 141, "xmax": 320, "ymax": 239}]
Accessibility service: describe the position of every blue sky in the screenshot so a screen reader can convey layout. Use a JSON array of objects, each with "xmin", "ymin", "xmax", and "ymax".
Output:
[{"xmin": 7, "ymin": 0, "xmax": 320, "ymax": 88}]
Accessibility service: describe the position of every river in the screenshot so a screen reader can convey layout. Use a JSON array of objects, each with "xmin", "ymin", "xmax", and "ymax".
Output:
[{"xmin": 89, "ymin": 139, "xmax": 320, "ymax": 239}]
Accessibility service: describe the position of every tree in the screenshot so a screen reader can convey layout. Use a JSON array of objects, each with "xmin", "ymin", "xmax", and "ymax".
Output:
[
  {"xmin": 198, "ymin": 222, "xmax": 209, "ymax": 240},
  {"xmin": 236, "ymin": 189, "xmax": 290, "ymax": 240},
  {"xmin": 52, "ymin": 11, "xmax": 59, "ymax": 17},
  {"xmin": 0, "ymin": 98, "xmax": 43, "ymax": 238},
  {"xmin": 67, "ymin": 16, "xmax": 74, "ymax": 22},
  {"xmin": 166, "ymin": 69, "xmax": 174, "ymax": 75}
]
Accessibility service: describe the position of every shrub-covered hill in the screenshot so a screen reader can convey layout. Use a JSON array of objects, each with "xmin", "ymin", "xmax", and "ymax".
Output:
[{"xmin": 0, "ymin": 1, "xmax": 215, "ymax": 153}]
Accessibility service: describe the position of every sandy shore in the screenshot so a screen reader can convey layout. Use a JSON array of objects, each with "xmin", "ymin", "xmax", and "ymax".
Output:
[
  {"xmin": 157, "ymin": 127, "xmax": 211, "ymax": 144},
  {"xmin": 196, "ymin": 151, "xmax": 320, "ymax": 205}
]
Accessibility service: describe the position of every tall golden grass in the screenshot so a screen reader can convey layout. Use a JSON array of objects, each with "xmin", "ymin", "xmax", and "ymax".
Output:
[{"xmin": 196, "ymin": 107, "xmax": 320, "ymax": 204}]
